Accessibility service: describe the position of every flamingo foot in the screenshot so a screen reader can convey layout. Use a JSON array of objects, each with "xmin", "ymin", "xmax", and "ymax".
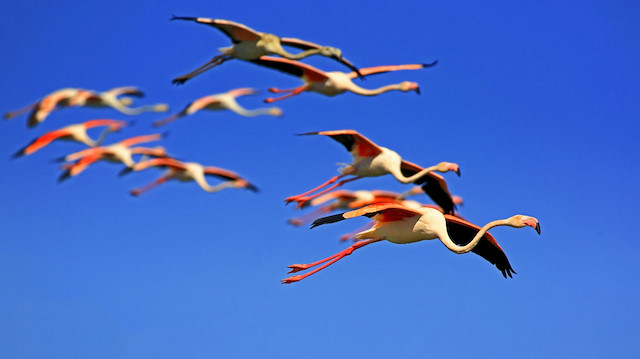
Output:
[
  {"xmin": 287, "ymin": 264, "xmax": 311, "ymax": 273},
  {"xmin": 339, "ymin": 234, "xmax": 351, "ymax": 242},
  {"xmin": 287, "ymin": 218, "xmax": 304, "ymax": 226},
  {"xmin": 281, "ymin": 275, "xmax": 302, "ymax": 284},
  {"xmin": 130, "ymin": 189, "xmax": 142, "ymax": 196}
]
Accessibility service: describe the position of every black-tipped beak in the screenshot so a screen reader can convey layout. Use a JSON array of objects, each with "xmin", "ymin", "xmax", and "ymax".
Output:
[
  {"xmin": 415, "ymin": 87, "xmax": 421, "ymax": 95},
  {"xmin": 423, "ymin": 60, "xmax": 439, "ymax": 68},
  {"xmin": 58, "ymin": 171, "xmax": 71, "ymax": 183},
  {"xmin": 535, "ymin": 222, "xmax": 541, "ymax": 235},
  {"xmin": 246, "ymin": 183, "xmax": 259, "ymax": 192},
  {"xmin": 455, "ymin": 168, "xmax": 461, "ymax": 177}
]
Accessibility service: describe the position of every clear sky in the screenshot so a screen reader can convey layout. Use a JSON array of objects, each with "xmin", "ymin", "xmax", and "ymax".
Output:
[{"xmin": 1, "ymin": 1, "xmax": 638, "ymax": 358}]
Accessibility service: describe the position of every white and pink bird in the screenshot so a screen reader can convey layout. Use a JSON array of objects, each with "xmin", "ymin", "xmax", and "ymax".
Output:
[
  {"xmin": 249, "ymin": 56, "xmax": 437, "ymax": 103},
  {"xmin": 122, "ymin": 157, "xmax": 258, "ymax": 196},
  {"xmin": 284, "ymin": 130, "xmax": 461, "ymax": 214},
  {"xmin": 282, "ymin": 203, "xmax": 540, "ymax": 283},
  {"xmin": 153, "ymin": 88, "xmax": 282, "ymax": 127},
  {"xmin": 170, "ymin": 16, "xmax": 361, "ymax": 84}
]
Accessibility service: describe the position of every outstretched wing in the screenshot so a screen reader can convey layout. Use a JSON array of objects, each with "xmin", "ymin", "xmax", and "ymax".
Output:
[
  {"xmin": 278, "ymin": 37, "xmax": 361, "ymax": 76},
  {"xmin": 249, "ymin": 56, "xmax": 328, "ymax": 81},
  {"xmin": 401, "ymin": 160, "xmax": 456, "ymax": 215},
  {"xmin": 312, "ymin": 203, "xmax": 422, "ymax": 228},
  {"xmin": 299, "ymin": 129, "xmax": 383, "ymax": 157},
  {"xmin": 444, "ymin": 214, "xmax": 516, "ymax": 278},
  {"xmin": 204, "ymin": 166, "xmax": 258, "ymax": 192},
  {"xmin": 172, "ymin": 16, "xmax": 262, "ymax": 43},
  {"xmin": 347, "ymin": 61, "xmax": 438, "ymax": 79}
]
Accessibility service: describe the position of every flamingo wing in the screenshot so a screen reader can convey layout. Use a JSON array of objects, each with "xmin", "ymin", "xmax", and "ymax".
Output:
[
  {"xmin": 299, "ymin": 129, "xmax": 383, "ymax": 157},
  {"xmin": 118, "ymin": 133, "xmax": 165, "ymax": 148},
  {"xmin": 278, "ymin": 37, "xmax": 361, "ymax": 75},
  {"xmin": 249, "ymin": 56, "xmax": 328, "ymax": 81},
  {"xmin": 312, "ymin": 203, "xmax": 422, "ymax": 228},
  {"xmin": 204, "ymin": 167, "xmax": 258, "ymax": 192},
  {"xmin": 347, "ymin": 61, "xmax": 438, "ymax": 79},
  {"xmin": 106, "ymin": 86, "xmax": 145, "ymax": 98},
  {"xmin": 444, "ymin": 214, "xmax": 516, "ymax": 278},
  {"xmin": 401, "ymin": 160, "xmax": 456, "ymax": 215},
  {"xmin": 13, "ymin": 128, "xmax": 70, "ymax": 157},
  {"xmin": 172, "ymin": 16, "xmax": 262, "ymax": 43}
]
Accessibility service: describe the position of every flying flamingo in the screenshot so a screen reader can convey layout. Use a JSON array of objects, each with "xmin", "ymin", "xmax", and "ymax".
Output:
[
  {"xmin": 12, "ymin": 119, "xmax": 128, "ymax": 158},
  {"xmin": 121, "ymin": 157, "xmax": 258, "ymax": 196},
  {"xmin": 248, "ymin": 56, "xmax": 437, "ymax": 103},
  {"xmin": 67, "ymin": 86, "xmax": 169, "ymax": 115},
  {"xmin": 281, "ymin": 203, "xmax": 540, "ymax": 283},
  {"xmin": 153, "ymin": 88, "xmax": 282, "ymax": 127},
  {"xmin": 57, "ymin": 133, "xmax": 167, "ymax": 181},
  {"xmin": 170, "ymin": 16, "xmax": 361, "ymax": 84},
  {"xmin": 4, "ymin": 87, "xmax": 83, "ymax": 127},
  {"xmin": 287, "ymin": 189, "xmax": 410, "ymax": 227},
  {"xmin": 284, "ymin": 130, "xmax": 460, "ymax": 213}
]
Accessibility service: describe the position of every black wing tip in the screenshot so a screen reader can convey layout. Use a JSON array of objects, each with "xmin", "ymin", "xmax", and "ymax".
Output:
[
  {"xmin": 11, "ymin": 148, "xmax": 26, "ymax": 159},
  {"xmin": 310, "ymin": 213, "xmax": 346, "ymax": 229},
  {"xmin": 246, "ymin": 183, "xmax": 259, "ymax": 192},
  {"xmin": 297, "ymin": 132, "xmax": 319, "ymax": 136},
  {"xmin": 170, "ymin": 15, "xmax": 195, "ymax": 21},
  {"xmin": 422, "ymin": 60, "xmax": 439, "ymax": 68},
  {"xmin": 52, "ymin": 155, "xmax": 67, "ymax": 163},
  {"xmin": 57, "ymin": 171, "xmax": 71, "ymax": 183},
  {"xmin": 118, "ymin": 167, "xmax": 133, "ymax": 177}
]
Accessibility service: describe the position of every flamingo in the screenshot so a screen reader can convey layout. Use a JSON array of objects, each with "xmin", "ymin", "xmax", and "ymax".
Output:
[
  {"xmin": 57, "ymin": 133, "xmax": 167, "ymax": 181},
  {"xmin": 121, "ymin": 157, "xmax": 258, "ymax": 196},
  {"xmin": 4, "ymin": 87, "xmax": 83, "ymax": 127},
  {"xmin": 67, "ymin": 86, "xmax": 169, "ymax": 115},
  {"xmin": 284, "ymin": 130, "xmax": 460, "ymax": 214},
  {"xmin": 153, "ymin": 88, "xmax": 282, "ymax": 127},
  {"xmin": 281, "ymin": 203, "xmax": 540, "ymax": 283},
  {"xmin": 248, "ymin": 56, "xmax": 437, "ymax": 103},
  {"xmin": 12, "ymin": 119, "xmax": 127, "ymax": 158},
  {"xmin": 287, "ymin": 189, "xmax": 410, "ymax": 227},
  {"xmin": 170, "ymin": 16, "xmax": 361, "ymax": 84}
]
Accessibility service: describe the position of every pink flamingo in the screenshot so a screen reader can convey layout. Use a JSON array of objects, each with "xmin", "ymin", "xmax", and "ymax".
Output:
[
  {"xmin": 123, "ymin": 157, "xmax": 258, "ymax": 196},
  {"xmin": 153, "ymin": 88, "xmax": 282, "ymax": 127},
  {"xmin": 12, "ymin": 119, "xmax": 127, "ymax": 158},
  {"xmin": 285, "ymin": 130, "xmax": 460, "ymax": 213},
  {"xmin": 248, "ymin": 56, "xmax": 437, "ymax": 103},
  {"xmin": 282, "ymin": 203, "xmax": 540, "ymax": 283},
  {"xmin": 67, "ymin": 86, "xmax": 169, "ymax": 115},
  {"xmin": 170, "ymin": 16, "xmax": 361, "ymax": 84},
  {"xmin": 4, "ymin": 88, "xmax": 83, "ymax": 127}
]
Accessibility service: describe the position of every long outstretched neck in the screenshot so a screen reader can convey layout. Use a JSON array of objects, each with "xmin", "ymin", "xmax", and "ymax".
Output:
[
  {"xmin": 93, "ymin": 127, "xmax": 113, "ymax": 146},
  {"xmin": 4, "ymin": 102, "xmax": 37, "ymax": 119},
  {"xmin": 345, "ymin": 82, "xmax": 407, "ymax": 97},
  {"xmin": 389, "ymin": 165, "xmax": 442, "ymax": 184},
  {"xmin": 193, "ymin": 174, "xmax": 241, "ymax": 193},
  {"xmin": 275, "ymin": 48, "xmax": 323, "ymax": 60},
  {"xmin": 439, "ymin": 219, "xmax": 511, "ymax": 254},
  {"xmin": 224, "ymin": 101, "xmax": 279, "ymax": 117},
  {"xmin": 112, "ymin": 103, "xmax": 167, "ymax": 115}
]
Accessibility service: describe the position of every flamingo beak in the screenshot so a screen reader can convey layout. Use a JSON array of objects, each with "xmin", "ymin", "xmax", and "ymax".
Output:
[
  {"xmin": 415, "ymin": 86, "xmax": 421, "ymax": 95},
  {"xmin": 455, "ymin": 167, "xmax": 461, "ymax": 176},
  {"xmin": 535, "ymin": 222, "xmax": 541, "ymax": 235}
]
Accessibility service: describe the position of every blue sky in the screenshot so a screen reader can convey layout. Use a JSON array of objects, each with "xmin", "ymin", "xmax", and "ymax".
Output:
[{"xmin": 1, "ymin": 1, "xmax": 639, "ymax": 358}]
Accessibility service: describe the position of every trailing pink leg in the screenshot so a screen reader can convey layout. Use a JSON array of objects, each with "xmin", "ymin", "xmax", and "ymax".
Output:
[{"xmin": 130, "ymin": 175, "xmax": 171, "ymax": 196}]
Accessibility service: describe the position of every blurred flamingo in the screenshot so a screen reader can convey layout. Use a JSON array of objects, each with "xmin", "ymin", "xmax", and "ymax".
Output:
[
  {"xmin": 4, "ymin": 88, "xmax": 83, "ymax": 127},
  {"xmin": 153, "ymin": 88, "xmax": 282, "ymax": 127},
  {"xmin": 248, "ymin": 56, "xmax": 437, "ymax": 103},
  {"xmin": 68, "ymin": 86, "xmax": 169, "ymax": 115},
  {"xmin": 12, "ymin": 119, "xmax": 127, "ymax": 158},
  {"xmin": 170, "ymin": 16, "xmax": 361, "ymax": 84}
]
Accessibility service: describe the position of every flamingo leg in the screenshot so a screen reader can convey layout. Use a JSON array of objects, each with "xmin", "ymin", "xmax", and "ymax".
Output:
[
  {"xmin": 287, "ymin": 206, "xmax": 332, "ymax": 226},
  {"xmin": 4, "ymin": 102, "xmax": 37, "ymax": 119},
  {"xmin": 285, "ymin": 175, "xmax": 348, "ymax": 203},
  {"xmin": 293, "ymin": 176, "xmax": 363, "ymax": 209},
  {"xmin": 281, "ymin": 239, "xmax": 381, "ymax": 284},
  {"xmin": 172, "ymin": 55, "xmax": 231, "ymax": 85},
  {"xmin": 130, "ymin": 175, "xmax": 171, "ymax": 196},
  {"xmin": 340, "ymin": 221, "xmax": 375, "ymax": 242}
]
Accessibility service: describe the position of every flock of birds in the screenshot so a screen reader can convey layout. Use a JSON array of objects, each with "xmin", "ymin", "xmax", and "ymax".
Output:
[{"xmin": 5, "ymin": 17, "xmax": 541, "ymax": 284}]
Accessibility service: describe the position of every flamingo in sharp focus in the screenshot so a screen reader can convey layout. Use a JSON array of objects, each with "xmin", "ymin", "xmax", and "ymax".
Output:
[
  {"xmin": 281, "ymin": 203, "xmax": 540, "ymax": 283},
  {"xmin": 248, "ymin": 56, "xmax": 437, "ymax": 103},
  {"xmin": 122, "ymin": 157, "xmax": 258, "ymax": 196},
  {"xmin": 284, "ymin": 130, "xmax": 460, "ymax": 213},
  {"xmin": 67, "ymin": 86, "xmax": 169, "ymax": 115},
  {"xmin": 153, "ymin": 88, "xmax": 282, "ymax": 127},
  {"xmin": 4, "ymin": 88, "xmax": 84, "ymax": 127},
  {"xmin": 12, "ymin": 119, "xmax": 127, "ymax": 158},
  {"xmin": 170, "ymin": 16, "xmax": 361, "ymax": 84},
  {"xmin": 57, "ymin": 133, "xmax": 167, "ymax": 181}
]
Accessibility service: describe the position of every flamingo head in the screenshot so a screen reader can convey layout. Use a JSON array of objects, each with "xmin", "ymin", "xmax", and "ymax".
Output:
[
  {"xmin": 436, "ymin": 162, "xmax": 461, "ymax": 176},
  {"xmin": 321, "ymin": 46, "xmax": 342, "ymax": 58},
  {"xmin": 269, "ymin": 107, "xmax": 284, "ymax": 117},
  {"xmin": 506, "ymin": 215, "xmax": 541, "ymax": 234},
  {"xmin": 153, "ymin": 104, "xmax": 169, "ymax": 112},
  {"xmin": 399, "ymin": 81, "xmax": 420, "ymax": 94},
  {"xmin": 119, "ymin": 97, "xmax": 134, "ymax": 106}
]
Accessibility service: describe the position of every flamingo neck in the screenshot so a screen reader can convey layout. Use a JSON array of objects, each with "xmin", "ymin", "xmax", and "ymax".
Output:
[
  {"xmin": 346, "ymin": 83, "xmax": 405, "ymax": 97},
  {"xmin": 439, "ymin": 219, "xmax": 510, "ymax": 254}
]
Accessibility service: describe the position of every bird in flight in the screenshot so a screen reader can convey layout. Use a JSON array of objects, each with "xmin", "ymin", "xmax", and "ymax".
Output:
[{"xmin": 170, "ymin": 16, "xmax": 361, "ymax": 84}]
